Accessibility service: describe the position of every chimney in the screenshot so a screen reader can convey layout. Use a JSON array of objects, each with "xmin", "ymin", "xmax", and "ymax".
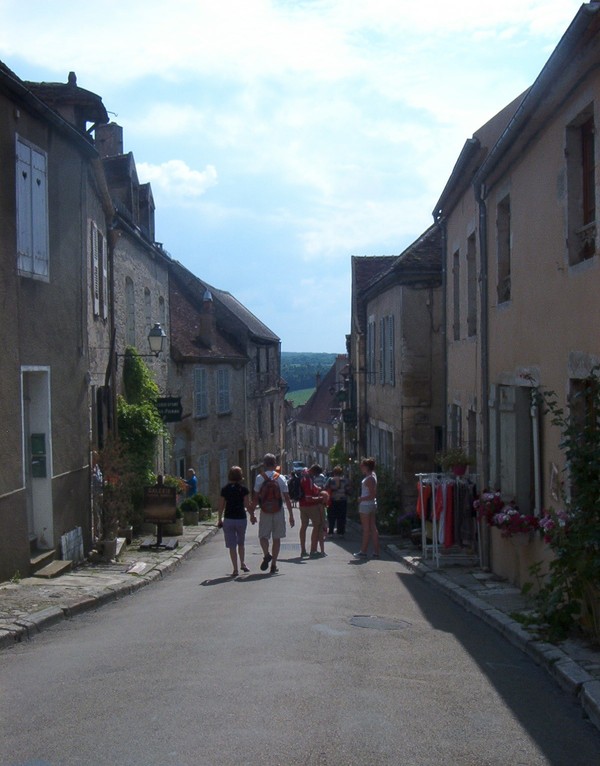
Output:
[
  {"xmin": 95, "ymin": 122, "xmax": 124, "ymax": 158},
  {"xmin": 198, "ymin": 289, "xmax": 216, "ymax": 348}
]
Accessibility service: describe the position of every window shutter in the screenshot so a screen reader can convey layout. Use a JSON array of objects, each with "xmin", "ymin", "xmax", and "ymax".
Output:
[
  {"xmin": 16, "ymin": 139, "xmax": 33, "ymax": 274},
  {"xmin": 217, "ymin": 368, "xmax": 230, "ymax": 413},
  {"xmin": 194, "ymin": 367, "xmax": 208, "ymax": 417},
  {"xmin": 100, "ymin": 231, "xmax": 108, "ymax": 319},
  {"xmin": 379, "ymin": 317, "xmax": 385, "ymax": 384},
  {"xmin": 387, "ymin": 315, "xmax": 395, "ymax": 385},
  {"xmin": 91, "ymin": 222, "xmax": 100, "ymax": 316},
  {"xmin": 31, "ymin": 148, "xmax": 48, "ymax": 277}
]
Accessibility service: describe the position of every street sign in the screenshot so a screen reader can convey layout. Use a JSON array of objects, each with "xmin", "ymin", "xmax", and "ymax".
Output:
[{"xmin": 156, "ymin": 396, "xmax": 182, "ymax": 422}]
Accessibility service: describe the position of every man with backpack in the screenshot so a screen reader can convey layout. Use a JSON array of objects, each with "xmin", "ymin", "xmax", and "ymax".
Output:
[{"xmin": 252, "ymin": 453, "xmax": 294, "ymax": 574}]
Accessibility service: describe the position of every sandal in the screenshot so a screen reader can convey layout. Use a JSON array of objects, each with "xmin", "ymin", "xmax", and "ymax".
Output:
[
  {"xmin": 230, "ymin": 570, "xmax": 238, "ymax": 577},
  {"xmin": 240, "ymin": 563, "xmax": 250, "ymax": 572}
]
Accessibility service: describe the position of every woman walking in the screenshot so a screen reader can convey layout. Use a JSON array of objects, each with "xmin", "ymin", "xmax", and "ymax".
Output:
[
  {"xmin": 218, "ymin": 466, "xmax": 255, "ymax": 576},
  {"xmin": 353, "ymin": 457, "xmax": 380, "ymax": 559}
]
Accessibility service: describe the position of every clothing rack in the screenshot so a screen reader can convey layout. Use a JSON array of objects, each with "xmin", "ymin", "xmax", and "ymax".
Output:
[{"xmin": 415, "ymin": 473, "xmax": 479, "ymax": 568}]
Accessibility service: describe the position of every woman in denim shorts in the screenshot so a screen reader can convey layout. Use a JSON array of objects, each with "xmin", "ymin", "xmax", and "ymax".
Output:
[{"xmin": 218, "ymin": 466, "xmax": 256, "ymax": 577}]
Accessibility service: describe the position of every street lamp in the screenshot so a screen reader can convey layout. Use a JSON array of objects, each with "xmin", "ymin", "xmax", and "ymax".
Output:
[{"xmin": 147, "ymin": 322, "xmax": 167, "ymax": 356}]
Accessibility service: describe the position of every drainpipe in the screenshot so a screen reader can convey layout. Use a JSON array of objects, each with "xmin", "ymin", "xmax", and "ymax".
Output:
[
  {"xmin": 531, "ymin": 390, "xmax": 541, "ymax": 516},
  {"xmin": 437, "ymin": 216, "xmax": 448, "ymax": 449},
  {"xmin": 477, "ymin": 184, "xmax": 490, "ymax": 488}
]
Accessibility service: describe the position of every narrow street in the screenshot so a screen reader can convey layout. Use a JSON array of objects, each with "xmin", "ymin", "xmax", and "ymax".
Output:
[{"xmin": 2, "ymin": 519, "xmax": 599, "ymax": 766}]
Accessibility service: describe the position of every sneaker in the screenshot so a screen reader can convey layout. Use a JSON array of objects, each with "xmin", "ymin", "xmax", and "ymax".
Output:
[
  {"xmin": 240, "ymin": 563, "xmax": 250, "ymax": 572},
  {"xmin": 301, "ymin": 550, "xmax": 309, "ymax": 558},
  {"xmin": 353, "ymin": 551, "xmax": 368, "ymax": 559},
  {"xmin": 372, "ymin": 553, "xmax": 380, "ymax": 559},
  {"xmin": 309, "ymin": 551, "xmax": 320, "ymax": 559},
  {"xmin": 260, "ymin": 553, "xmax": 272, "ymax": 571},
  {"xmin": 270, "ymin": 564, "xmax": 278, "ymax": 574}
]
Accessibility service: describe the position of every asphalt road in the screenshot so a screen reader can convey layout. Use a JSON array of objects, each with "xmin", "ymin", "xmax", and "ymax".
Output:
[{"xmin": 2, "ymin": 520, "xmax": 600, "ymax": 766}]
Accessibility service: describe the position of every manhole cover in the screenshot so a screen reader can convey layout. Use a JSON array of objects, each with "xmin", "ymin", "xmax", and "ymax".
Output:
[{"xmin": 349, "ymin": 615, "xmax": 411, "ymax": 631}]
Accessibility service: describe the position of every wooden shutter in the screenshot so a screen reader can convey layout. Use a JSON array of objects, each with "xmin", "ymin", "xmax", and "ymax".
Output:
[
  {"xmin": 91, "ymin": 222, "xmax": 100, "ymax": 316},
  {"xmin": 16, "ymin": 139, "xmax": 33, "ymax": 274}
]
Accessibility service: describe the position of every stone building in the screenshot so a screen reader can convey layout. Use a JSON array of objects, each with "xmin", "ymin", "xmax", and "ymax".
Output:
[
  {"xmin": 350, "ymin": 226, "xmax": 443, "ymax": 510},
  {"xmin": 168, "ymin": 260, "xmax": 284, "ymax": 502},
  {"xmin": 0, "ymin": 67, "xmax": 111, "ymax": 579}
]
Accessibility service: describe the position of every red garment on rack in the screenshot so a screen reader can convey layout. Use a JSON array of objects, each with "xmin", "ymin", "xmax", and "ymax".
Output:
[
  {"xmin": 416, "ymin": 482, "xmax": 431, "ymax": 519},
  {"xmin": 434, "ymin": 483, "xmax": 455, "ymax": 547}
]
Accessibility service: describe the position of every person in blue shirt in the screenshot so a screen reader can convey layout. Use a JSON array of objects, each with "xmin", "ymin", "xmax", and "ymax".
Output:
[{"xmin": 185, "ymin": 468, "xmax": 198, "ymax": 497}]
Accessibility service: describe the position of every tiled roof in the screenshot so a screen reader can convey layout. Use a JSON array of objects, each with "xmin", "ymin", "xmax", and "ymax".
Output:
[
  {"xmin": 351, "ymin": 256, "xmax": 396, "ymax": 334},
  {"xmin": 169, "ymin": 264, "xmax": 247, "ymax": 363},
  {"xmin": 24, "ymin": 72, "xmax": 109, "ymax": 127}
]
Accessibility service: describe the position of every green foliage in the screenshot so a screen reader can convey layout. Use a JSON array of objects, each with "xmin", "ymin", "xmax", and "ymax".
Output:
[
  {"xmin": 281, "ymin": 352, "xmax": 338, "ymax": 392},
  {"xmin": 286, "ymin": 388, "xmax": 315, "ymax": 407},
  {"xmin": 528, "ymin": 371, "xmax": 600, "ymax": 643},
  {"xmin": 435, "ymin": 447, "xmax": 472, "ymax": 471},
  {"xmin": 179, "ymin": 498, "xmax": 198, "ymax": 514},
  {"xmin": 116, "ymin": 349, "xmax": 166, "ymax": 528},
  {"xmin": 329, "ymin": 441, "xmax": 350, "ymax": 469},
  {"xmin": 123, "ymin": 347, "xmax": 160, "ymax": 404},
  {"xmin": 96, "ymin": 436, "xmax": 135, "ymax": 538},
  {"xmin": 375, "ymin": 467, "xmax": 401, "ymax": 535}
]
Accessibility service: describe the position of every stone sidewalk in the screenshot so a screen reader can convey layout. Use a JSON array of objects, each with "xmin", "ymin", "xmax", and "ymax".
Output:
[{"xmin": 1, "ymin": 523, "xmax": 599, "ymax": 733}]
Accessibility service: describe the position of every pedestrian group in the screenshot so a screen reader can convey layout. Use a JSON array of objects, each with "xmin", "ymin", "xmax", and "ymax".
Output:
[{"xmin": 216, "ymin": 452, "xmax": 379, "ymax": 576}]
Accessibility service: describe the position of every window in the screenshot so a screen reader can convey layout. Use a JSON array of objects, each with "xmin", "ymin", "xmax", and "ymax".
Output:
[
  {"xmin": 467, "ymin": 233, "xmax": 477, "ymax": 337},
  {"xmin": 194, "ymin": 367, "xmax": 208, "ymax": 418},
  {"xmin": 387, "ymin": 315, "xmax": 395, "ymax": 386},
  {"xmin": 452, "ymin": 250, "xmax": 460, "ymax": 340},
  {"xmin": 269, "ymin": 402, "xmax": 275, "ymax": 435},
  {"xmin": 144, "ymin": 288, "xmax": 152, "ymax": 330},
  {"xmin": 90, "ymin": 222, "xmax": 108, "ymax": 319},
  {"xmin": 567, "ymin": 107, "xmax": 596, "ymax": 264},
  {"xmin": 16, "ymin": 136, "xmax": 48, "ymax": 279},
  {"xmin": 125, "ymin": 277, "xmax": 135, "ymax": 346},
  {"xmin": 496, "ymin": 196, "xmax": 511, "ymax": 303},
  {"xmin": 217, "ymin": 368, "xmax": 230, "ymax": 413},
  {"xmin": 219, "ymin": 449, "xmax": 228, "ymax": 488},
  {"xmin": 158, "ymin": 296, "xmax": 166, "ymax": 332},
  {"xmin": 367, "ymin": 317, "xmax": 376, "ymax": 384},
  {"xmin": 258, "ymin": 406, "xmax": 263, "ymax": 438},
  {"xmin": 379, "ymin": 317, "xmax": 386, "ymax": 384}
]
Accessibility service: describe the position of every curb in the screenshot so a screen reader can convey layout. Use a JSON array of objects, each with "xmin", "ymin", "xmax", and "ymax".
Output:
[
  {"xmin": 0, "ymin": 526, "xmax": 218, "ymax": 651},
  {"xmin": 387, "ymin": 543, "xmax": 600, "ymax": 734}
]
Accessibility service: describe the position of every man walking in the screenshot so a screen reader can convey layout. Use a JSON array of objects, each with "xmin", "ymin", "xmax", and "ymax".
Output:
[{"xmin": 252, "ymin": 454, "xmax": 294, "ymax": 574}]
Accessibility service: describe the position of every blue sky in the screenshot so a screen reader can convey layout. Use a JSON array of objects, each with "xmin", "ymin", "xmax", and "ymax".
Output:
[{"xmin": 0, "ymin": 0, "xmax": 585, "ymax": 352}]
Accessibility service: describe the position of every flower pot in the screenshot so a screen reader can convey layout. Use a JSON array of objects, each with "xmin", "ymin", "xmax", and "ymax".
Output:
[
  {"xmin": 100, "ymin": 538, "xmax": 118, "ymax": 561},
  {"xmin": 182, "ymin": 509, "xmax": 199, "ymax": 527},
  {"xmin": 451, "ymin": 464, "xmax": 468, "ymax": 477},
  {"xmin": 117, "ymin": 525, "xmax": 133, "ymax": 544},
  {"xmin": 162, "ymin": 519, "xmax": 184, "ymax": 536}
]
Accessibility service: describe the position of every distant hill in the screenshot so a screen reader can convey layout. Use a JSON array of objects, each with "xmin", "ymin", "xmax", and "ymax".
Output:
[
  {"xmin": 286, "ymin": 388, "xmax": 315, "ymax": 407},
  {"xmin": 282, "ymin": 352, "xmax": 338, "ymax": 392}
]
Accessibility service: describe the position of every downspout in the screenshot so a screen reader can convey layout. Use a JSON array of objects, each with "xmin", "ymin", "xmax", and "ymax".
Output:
[
  {"xmin": 437, "ymin": 216, "xmax": 448, "ymax": 449},
  {"xmin": 477, "ymin": 184, "xmax": 490, "ymax": 487},
  {"xmin": 531, "ymin": 390, "xmax": 541, "ymax": 515}
]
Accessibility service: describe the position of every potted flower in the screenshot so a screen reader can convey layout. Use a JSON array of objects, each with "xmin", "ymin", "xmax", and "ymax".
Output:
[
  {"xmin": 435, "ymin": 447, "xmax": 472, "ymax": 476},
  {"xmin": 491, "ymin": 502, "xmax": 539, "ymax": 539},
  {"xmin": 179, "ymin": 497, "xmax": 200, "ymax": 526}
]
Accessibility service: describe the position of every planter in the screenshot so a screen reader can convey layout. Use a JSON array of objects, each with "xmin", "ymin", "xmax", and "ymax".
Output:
[
  {"xmin": 490, "ymin": 526, "xmax": 553, "ymax": 589},
  {"xmin": 100, "ymin": 538, "xmax": 118, "ymax": 561},
  {"xmin": 451, "ymin": 464, "xmax": 468, "ymax": 477},
  {"xmin": 162, "ymin": 519, "xmax": 184, "ymax": 536},
  {"xmin": 117, "ymin": 525, "xmax": 133, "ymax": 544},
  {"xmin": 182, "ymin": 509, "xmax": 199, "ymax": 527}
]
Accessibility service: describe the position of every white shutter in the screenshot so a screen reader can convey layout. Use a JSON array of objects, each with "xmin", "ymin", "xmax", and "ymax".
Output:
[
  {"xmin": 387, "ymin": 315, "xmax": 395, "ymax": 385},
  {"xmin": 194, "ymin": 367, "xmax": 208, "ymax": 417},
  {"xmin": 31, "ymin": 148, "xmax": 48, "ymax": 277},
  {"xmin": 16, "ymin": 139, "xmax": 33, "ymax": 274}
]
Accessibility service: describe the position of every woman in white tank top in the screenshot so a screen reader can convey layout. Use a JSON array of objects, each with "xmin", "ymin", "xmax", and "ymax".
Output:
[{"xmin": 354, "ymin": 457, "xmax": 380, "ymax": 559}]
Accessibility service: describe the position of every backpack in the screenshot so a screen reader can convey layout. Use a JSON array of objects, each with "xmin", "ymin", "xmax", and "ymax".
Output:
[
  {"xmin": 257, "ymin": 471, "xmax": 283, "ymax": 513},
  {"xmin": 288, "ymin": 472, "xmax": 302, "ymax": 502}
]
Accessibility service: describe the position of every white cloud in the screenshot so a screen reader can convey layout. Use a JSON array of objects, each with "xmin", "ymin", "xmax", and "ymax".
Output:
[{"xmin": 137, "ymin": 160, "xmax": 218, "ymax": 201}]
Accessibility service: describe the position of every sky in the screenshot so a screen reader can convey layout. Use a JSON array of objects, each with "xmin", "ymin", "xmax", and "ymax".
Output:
[{"xmin": 0, "ymin": 0, "xmax": 586, "ymax": 352}]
